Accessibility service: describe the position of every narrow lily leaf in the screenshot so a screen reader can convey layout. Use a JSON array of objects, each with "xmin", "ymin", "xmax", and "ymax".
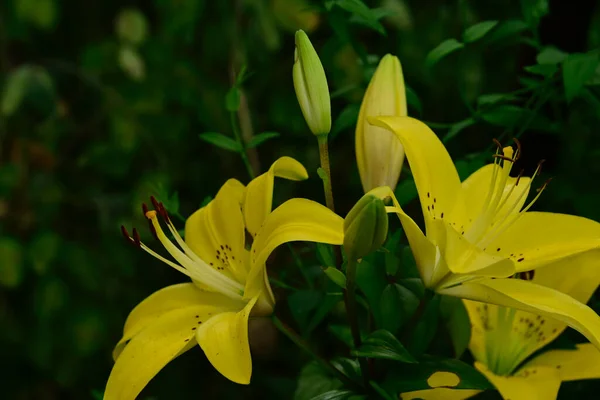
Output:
[
  {"xmin": 425, "ymin": 39, "xmax": 464, "ymax": 69},
  {"xmin": 380, "ymin": 283, "xmax": 420, "ymax": 334},
  {"xmin": 225, "ymin": 86, "xmax": 241, "ymax": 112},
  {"xmin": 477, "ymin": 93, "xmax": 522, "ymax": 107},
  {"xmin": 524, "ymin": 63, "xmax": 558, "ymax": 77},
  {"xmin": 394, "ymin": 178, "xmax": 418, "ymax": 207},
  {"xmin": 409, "ymin": 294, "xmax": 441, "ymax": 355},
  {"xmin": 442, "ymin": 118, "xmax": 476, "ymax": 143},
  {"xmin": 323, "ymin": 267, "xmax": 347, "ymax": 289},
  {"xmin": 294, "ymin": 361, "xmax": 343, "ymax": 400},
  {"xmin": 199, "ymin": 132, "xmax": 241, "ymax": 152},
  {"xmin": 289, "ymin": 290, "xmax": 321, "ymax": 331},
  {"xmin": 405, "ymin": 86, "xmax": 422, "ymax": 115},
  {"xmin": 356, "ymin": 258, "xmax": 387, "ymax": 326},
  {"xmin": 316, "ymin": 243, "xmax": 336, "ymax": 268},
  {"xmin": 563, "ymin": 52, "xmax": 600, "ymax": 102},
  {"xmin": 246, "ymin": 131, "xmax": 280, "ymax": 148},
  {"xmin": 439, "ymin": 296, "xmax": 471, "ymax": 358},
  {"xmin": 462, "ymin": 21, "xmax": 498, "ymax": 43},
  {"xmin": 330, "ymin": 0, "xmax": 386, "ymax": 35},
  {"xmin": 309, "ymin": 390, "xmax": 361, "ymax": 400},
  {"xmin": 352, "ymin": 329, "xmax": 417, "ymax": 363},
  {"xmin": 486, "ymin": 20, "xmax": 528, "ymax": 43},
  {"xmin": 521, "ymin": 0, "xmax": 549, "ymax": 29},
  {"xmin": 536, "ymin": 46, "xmax": 568, "ymax": 64},
  {"xmin": 305, "ymin": 291, "xmax": 344, "ymax": 335},
  {"xmin": 331, "ymin": 103, "xmax": 360, "ymax": 139}
]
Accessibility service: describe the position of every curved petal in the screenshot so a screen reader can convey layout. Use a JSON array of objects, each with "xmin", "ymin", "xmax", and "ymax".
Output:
[
  {"xmin": 487, "ymin": 212, "xmax": 600, "ymax": 272},
  {"xmin": 185, "ymin": 179, "xmax": 248, "ymax": 282},
  {"xmin": 196, "ymin": 296, "xmax": 258, "ymax": 384},
  {"xmin": 105, "ymin": 305, "xmax": 221, "ymax": 400},
  {"xmin": 243, "ymin": 157, "xmax": 308, "ymax": 237},
  {"xmin": 461, "ymin": 164, "xmax": 531, "ymax": 231},
  {"xmin": 440, "ymin": 278, "xmax": 600, "ymax": 350},
  {"xmin": 113, "ymin": 283, "xmax": 245, "ymax": 360},
  {"xmin": 368, "ymin": 116, "xmax": 465, "ymax": 239},
  {"xmin": 522, "ymin": 343, "xmax": 600, "ymax": 382},
  {"xmin": 475, "ymin": 362, "xmax": 561, "ymax": 400},
  {"xmin": 400, "ymin": 388, "xmax": 481, "ymax": 400},
  {"xmin": 245, "ymin": 198, "xmax": 344, "ymax": 300}
]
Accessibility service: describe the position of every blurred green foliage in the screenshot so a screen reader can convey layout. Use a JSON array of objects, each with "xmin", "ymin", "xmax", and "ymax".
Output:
[{"xmin": 1, "ymin": 0, "xmax": 600, "ymax": 398}]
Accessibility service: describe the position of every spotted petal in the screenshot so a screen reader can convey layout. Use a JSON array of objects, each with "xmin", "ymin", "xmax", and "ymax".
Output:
[
  {"xmin": 522, "ymin": 343, "xmax": 600, "ymax": 382},
  {"xmin": 185, "ymin": 179, "xmax": 247, "ymax": 282},
  {"xmin": 243, "ymin": 156, "xmax": 308, "ymax": 237}
]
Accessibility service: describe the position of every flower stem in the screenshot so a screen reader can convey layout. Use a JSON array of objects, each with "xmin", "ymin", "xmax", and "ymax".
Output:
[
  {"xmin": 344, "ymin": 258, "xmax": 369, "ymax": 386},
  {"xmin": 317, "ymin": 135, "xmax": 335, "ymax": 212},
  {"xmin": 230, "ymin": 111, "xmax": 255, "ymax": 179},
  {"xmin": 272, "ymin": 315, "xmax": 357, "ymax": 389}
]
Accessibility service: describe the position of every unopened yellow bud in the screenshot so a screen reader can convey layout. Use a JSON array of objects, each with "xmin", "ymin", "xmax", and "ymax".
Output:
[
  {"xmin": 356, "ymin": 54, "xmax": 407, "ymax": 192},
  {"xmin": 343, "ymin": 192, "xmax": 389, "ymax": 260},
  {"xmin": 293, "ymin": 30, "xmax": 331, "ymax": 136}
]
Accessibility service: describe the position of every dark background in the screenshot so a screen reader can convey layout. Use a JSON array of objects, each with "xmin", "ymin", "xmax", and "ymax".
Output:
[{"xmin": 1, "ymin": 0, "xmax": 599, "ymax": 398}]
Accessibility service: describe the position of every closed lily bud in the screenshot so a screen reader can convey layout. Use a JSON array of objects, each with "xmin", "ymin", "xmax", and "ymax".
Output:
[
  {"xmin": 356, "ymin": 54, "xmax": 407, "ymax": 192},
  {"xmin": 293, "ymin": 30, "xmax": 331, "ymax": 136},
  {"xmin": 343, "ymin": 192, "xmax": 389, "ymax": 260}
]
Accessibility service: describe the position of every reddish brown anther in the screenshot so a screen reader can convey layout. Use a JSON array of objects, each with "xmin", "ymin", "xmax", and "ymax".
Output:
[
  {"xmin": 132, "ymin": 228, "xmax": 141, "ymax": 247},
  {"xmin": 512, "ymin": 138, "xmax": 522, "ymax": 160},
  {"xmin": 142, "ymin": 203, "xmax": 149, "ymax": 216},
  {"xmin": 515, "ymin": 169, "xmax": 525, "ymax": 186},
  {"xmin": 537, "ymin": 177, "xmax": 553, "ymax": 192},
  {"xmin": 150, "ymin": 195, "xmax": 160, "ymax": 211},
  {"xmin": 520, "ymin": 270, "xmax": 535, "ymax": 281},
  {"xmin": 493, "ymin": 154, "xmax": 516, "ymax": 163},
  {"xmin": 492, "ymin": 138, "xmax": 503, "ymax": 150}
]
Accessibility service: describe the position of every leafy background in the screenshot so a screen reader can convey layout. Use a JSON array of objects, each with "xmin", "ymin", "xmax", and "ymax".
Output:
[{"xmin": 1, "ymin": 0, "xmax": 600, "ymax": 398}]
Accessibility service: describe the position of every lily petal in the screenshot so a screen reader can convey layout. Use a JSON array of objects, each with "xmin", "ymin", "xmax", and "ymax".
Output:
[
  {"xmin": 440, "ymin": 278, "xmax": 600, "ymax": 350},
  {"xmin": 245, "ymin": 198, "xmax": 344, "ymax": 300},
  {"xmin": 487, "ymin": 212, "xmax": 600, "ymax": 272},
  {"xmin": 368, "ymin": 116, "xmax": 464, "ymax": 238},
  {"xmin": 105, "ymin": 305, "xmax": 222, "ymax": 400},
  {"xmin": 461, "ymin": 164, "xmax": 531, "ymax": 231},
  {"xmin": 196, "ymin": 296, "xmax": 258, "ymax": 384},
  {"xmin": 243, "ymin": 157, "xmax": 308, "ymax": 237},
  {"xmin": 475, "ymin": 361, "xmax": 561, "ymax": 400},
  {"xmin": 185, "ymin": 179, "xmax": 248, "ymax": 282},
  {"xmin": 400, "ymin": 388, "xmax": 481, "ymax": 400},
  {"xmin": 522, "ymin": 343, "xmax": 600, "ymax": 382},
  {"xmin": 113, "ymin": 283, "xmax": 244, "ymax": 360}
]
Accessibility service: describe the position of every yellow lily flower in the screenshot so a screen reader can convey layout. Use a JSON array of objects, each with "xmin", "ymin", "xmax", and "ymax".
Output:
[
  {"xmin": 368, "ymin": 116, "xmax": 600, "ymax": 349},
  {"xmin": 104, "ymin": 157, "xmax": 344, "ymax": 400},
  {"xmin": 356, "ymin": 54, "xmax": 407, "ymax": 192},
  {"xmin": 401, "ymin": 250, "xmax": 600, "ymax": 400}
]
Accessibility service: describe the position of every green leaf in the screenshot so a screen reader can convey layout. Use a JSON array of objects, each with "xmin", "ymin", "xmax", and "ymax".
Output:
[
  {"xmin": 199, "ymin": 132, "xmax": 241, "ymax": 152},
  {"xmin": 294, "ymin": 361, "xmax": 343, "ymax": 400},
  {"xmin": 322, "ymin": 267, "xmax": 346, "ymax": 289},
  {"xmin": 309, "ymin": 390, "xmax": 359, "ymax": 400},
  {"xmin": 520, "ymin": 0, "xmax": 549, "ymax": 29},
  {"xmin": 115, "ymin": 8, "xmax": 148, "ymax": 45},
  {"xmin": 225, "ymin": 87, "xmax": 241, "ymax": 112},
  {"xmin": 462, "ymin": 21, "xmax": 498, "ymax": 43},
  {"xmin": 328, "ymin": 0, "xmax": 386, "ymax": 35},
  {"xmin": 394, "ymin": 178, "xmax": 418, "ymax": 206},
  {"xmin": 380, "ymin": 283, "xmax": 420, "ymax": 334},
  {"xmin": 370, "ymin": 381, "xmax": 395, "ymax": 400},
  {"xmin": 316, "ymin": 243, "xmax": 335, "ymax": 268},
  {"xmin": 425, "ymin": 39, "xmax": 464, "ymax": 69},
  {"xmin": 536, "ymin": 46, "xmax": 568, "ymax": 65},
  {"xmin": 329, "ymin": 325, "xmax": 355, "ymax": 348},
  {"xmin": 442, "ymin": 118, "xmax": 476, "ymax": 143},
  {"xmin": 305, "ymin": 291, "xmax": 344, "ymax": 335},
  {"xmin": 524, "ymin": 63, "xmax": 558, "ymax": 77},
  {"xmin": 289, "ymin": 290, "xmax": 322, "ymax": 331},
  {"xmin": 0, "ymin": 237, "xmax": 24, "ymax": 288},
  {"xmin": 486, "ymin": 20, "xmax": 529, "ymax": 43},
  {"xmin": 247, "ymin": 131, "xmax": 280, "ymax": 148},
  {"xmin": 405, "ymin": 86, "xmax": 422, "ymax": 115},
  {"xmin": 356, "ymin": 259, "xmax": 387, "ymax": 326},
  {"xmin": 480, "ymin": 105, "xmax": 558, "ymax": 132},
  {"xmin": 331, "ymin": 104, "xmax": 360, "ymax": 139},
  {"xmin": 440, "ymin": 296, "xmax": 471, "ymax": 358},
  {"xmin": 408, "ymin": 294, "xmax": 441, "ymax": 355},
  {"xmin": 477, "ymin": 93, "xmax": 521, "ymax": 107},
  {"xmin": 352, "ymin": 329, "xmax": 417, "ymax": 363},
  {"xmin": 28, "ymin": 231, "xmax": 61, "ymax": 275},
  {"xmin": 1, "ymin": 65, "xmax": 54, "ymax": 116},
  {"xmin": 562, "ymin": 52, "xmax": 600, "ymax": 102},
  {"xmin": 16, "ymin": 0, "xmax": 57, "ymax": 30},
  {"xmin": 381, "ymin": 357, "xmax": 493, "ymax": 394},
  {"xmin": 118, "ymin": 46, "xmax": 145, "ymax": 81}
]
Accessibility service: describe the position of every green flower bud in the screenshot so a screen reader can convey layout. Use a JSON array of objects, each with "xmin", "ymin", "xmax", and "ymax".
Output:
[
  {"xmin": 343, "ymin": 192, "xmax": 389, "ymax": 260},
  {"xmin": 293, "ymin": 30, "xmax": 331, "ymax": 136}
]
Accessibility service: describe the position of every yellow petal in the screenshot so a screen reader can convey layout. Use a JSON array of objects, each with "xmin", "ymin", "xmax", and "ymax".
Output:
[
  {"xmin": 462, "ymin": 300, "xmax": 495, "ymax": 367},
  {"xmin": 475, "ymin": 361, "xmax": 561, "ymax": 400},
  {"xmin": 488, "ymin": 212, "xmax": 600, "ymax": 272},
  {"xmin": 461, "ymin": 164, "xmax": 531, "ymax": 231},
  {"xmin": 356, "ymin": 54, "xmax": 406, "ymax": 192},
  {"xmin": 368, "ymin": 116, "xmax": 465, "ymax": 239},
  {"xmin": 185, "ymin": 179, "xmax": 248, "ymax": 282},
  {"xmin": 438, "ymin": 219, "xmax": 515, "ymax": 277},
  {"xmin": 400, "ymin": 388, "xmax": 481, "ymax": 400},
  {"xmin": 105, "ymin": 305, "xmax": 222, "ymax": 400},
  {"xmin": 245, "ymin": 198, "xmax": 344, "ymax": 300},
  {"xmin": 113, "ymin": 283, "xmax": 244, "ymax": 360},
  {"xmin": 523, "ymin": 343, "xmax": 600, "ymax": 382},
  {"xmin": 196, "ymin": 296, "xmax": 258, "ymax": 384},
  {"xmin": 440, "ymin": 278, "xmax": 600, "ymax": 350},
  {"xmin": 243, "ymin": 156, "xmax": 308, "ymax": 237}
]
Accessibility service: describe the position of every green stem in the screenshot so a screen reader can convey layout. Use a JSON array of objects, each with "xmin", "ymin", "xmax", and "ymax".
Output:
[
  {"xmin": 288, "ymin": 243, "xmax": 313, "ymax": 289},
  {"xmin": 272, "ymin": 315, "xmax": 357, "ymax": 389},
  {"xmin": 345, "ymin": 258, "xmax": 369, "ymax": 386},
  {"xmin": 317, "ymin": 135, "xmax": 335, "ymax": 212},
  {"xmin": 230, "ymin": 111, "xmax": 255, "ymax": 179}
]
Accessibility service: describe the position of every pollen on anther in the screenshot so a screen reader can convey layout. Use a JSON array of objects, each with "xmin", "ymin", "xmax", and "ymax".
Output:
[{"xmin": 145, "ymin": 210, "xmax": 158, "ymax": 219}]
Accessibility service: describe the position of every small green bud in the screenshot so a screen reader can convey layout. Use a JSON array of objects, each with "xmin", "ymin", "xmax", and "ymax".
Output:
[
  {"xmin": 343, "ymin": 192, "xmax": 389, "ymax": 260},
  {"xmin": 293, "ymin": 30, "xmax": 331, "ymax": 136}
]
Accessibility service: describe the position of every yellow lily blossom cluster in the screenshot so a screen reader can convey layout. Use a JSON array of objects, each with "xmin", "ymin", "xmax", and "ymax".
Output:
[{"xmin": 105, "ymin": 31, "xmax": 600, "ymax": 400}]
